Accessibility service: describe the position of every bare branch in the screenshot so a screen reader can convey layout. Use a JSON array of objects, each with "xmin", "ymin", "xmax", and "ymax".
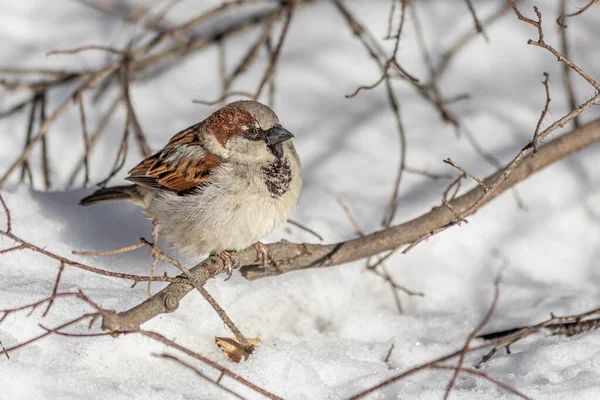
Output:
[
  {"xmin": 444, "ymin": 275, "xmax": 501, "ymax": 399},
  {"xmin": 97, "ymin": 116, "xmax": 600, "ymax": 332},
  {"xmin": 556, "ymin": 0, "xmax": 598, "ymax": 27},
  {"xmin": 463, "ymin": 0, "xmax": 489, "ymax": 41},
  {"xmin": 155, "ymin": 353, "xmax": 246, "ymax": 400}
]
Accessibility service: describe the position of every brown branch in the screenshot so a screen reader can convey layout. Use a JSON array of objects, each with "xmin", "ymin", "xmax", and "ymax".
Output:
[
  {"xmin": 101, "ymin": 116, "xmax": 600, "ymax": 332},
  {"xmin": 1, "ymin": 2, "xmax": 288, "ymax": 188},
  {"xmin": 1, "ymin": 313, "xmax": 99, "ymax": 354},
  {"xmin": 0, "ymin": 193, "xmax": 11, "ymax": 233},
  {"xmin": 66, "ymin": 95, "xmax": 122, "ymax": 188},
  {"xmin": 39, "ymin": 93, "xmax": 51, "ymax": 190},
  {"xmin": 338, "ymin": 199, "xmax": 421, "ymax": 313},
  {"xmin": 0, "ymin": 67, "xmax": 79, "ymax": 76},
  {"xmin": 155, "ymin": 353, "xmax": 246, "ymax": 400},
  {"xmin": 120, "ymin": 60, "xmax": 152, "ymax": 158},
  {"xmin": 444, "ymin": 275, "xmax": 501, "ymax": 399},
  {"xmin": 557, "ymin": 0, "xmax": 580, "ymax": 129},
  {"xmin": 43, "ymin": 262, "xmax": 65, "ymax": 317},
  {"xmin": 0, "ymin": 63, "xmax": 121, "ymax": 186},
  {"xmin": 463, "ymin": 0, "xmax": 489, "ymax": 41},
  {"xmin": 224, "ymin": 10, "xmax": 281, "ymax": 89},
  {"xmin": 0, "ymin": 339, "xmax": 9, "ymax": 359},
  {"xmin": 19, "ymin": 95, "xmax": 38, "ymax": 185},
  {"xmin": 132, "ymin": 6, "xmax": 281, "ymax": 75},
  {"xmin": 254, "ymin": 3, "xmax": 296, "ymax": 100},
  {"xmin": 409, "ymin": 1, "xmax": 460, "ymax": 130},
  {"xmin": 47, "ymin": 45, "xmax": 128, "ymax": 56},
  {"xmin": 139, "ymin": 331, "xmax": 283, "ymax": 400},
  {"xmin": 192, "ymin": 91, "xmax": 254, "ymax": 106},
  {"xmin": 150, "ymin": 248, "xmax": 254, "ymax": 353},
  {"xmin": 75, "ymin": 0, "xmax": 176, "ymax": 32},
  {"xmin": 347, "ymin": 279, "xmax": 534, "ymax": 399},
  {"xmin": 402, "ymin": 2, "xmax": 600, "ymax": 250},
  {"xmin": 507, "ymin": 2, "xmax": 600, "ymax": 91},
  {"xmin": 556, "ymin": 0, "xmax": 598, "ymax": 27},
  {"xmin": 0, "ymin": 225, "xmax": 187, "ymax": 285},
  {"xmin": 0, "ymin": 244, "xmax": 26, "ymax": 255},
  {"xmin": 476, "ymin": 306, "xmax": 600, "ymax": 367},
  {"xmin": 432, "ymin": 366, "xmax": 532, "ymax": 400},
  {"xmin": 443, "ymin": 158, "xmax": 489, "ymax": 192},
  {"xmin": 77, "ymin": 92, "xmax": 91, "ymax": 186},
  {"xmin": 97, "ymin": 111, "xmax": 130, "ymax": 187},
  {"xmin": 381, "ymin": 76, "xmax": 407, "ymax": 227},
  {"xmin": 404, "ymin": 84, "xmax": 600, "ymax": 254},
  {"xmin": 0, "ymin": 289, "xmax": 279, "ymax": 399},
  {"xmin": 532, "ymin": 72, "xmax": 551, "ymax": 151},
  {"xmin": 330, "ymin": 0, "xmax": 410, "ymax": 228},
  {"xmin": 286, "ymin": 219, "xmax": 324, "ymax": 241}
]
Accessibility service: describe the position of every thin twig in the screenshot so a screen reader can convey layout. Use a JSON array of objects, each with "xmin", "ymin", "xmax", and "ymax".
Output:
[
  {"xmin": 98, "ymin": 117, "xmax": 600, "ymax": 330},
  {"xmin": 155, "ymin": 353, "xmax": 245, "ymax": 400},
  {"xmin": 120, "ymin": 59, "xmax": 152, "ymax": 158},
  {"xmin": 43, "ymin": 262, "xmax": 65, "ymax": 317},
  {"xmin": 531, "ymin": 72, "xmax": 551, "ymax": 152},
  {"xmin": 443, "ymin": 158, "xmax": 489, "ymax": 192},
  {"xmin": 192, "ymin": 91, "xmax": 254, "ymax": 106},
  {"xmin": 66, "ymin": 96, "xmax": 122, "ymax": 188},
  {"xmin": 0, "ymin": 194, "xmax": 11, "ymax": 233},
  {"xmin": 19, "ymin": 95, "xmax": 38, "ymax": 185},
  {"xmin": 556, "ymin": 0, "xmax": 598, "ymax": 27},
  {"xmin": 557, "ymin": 0, "xmax": 580, "ymax": 128},
  {"xmin": 77, "ymin": 92, "xmax": 91, "ymax": 186},
  {"xmin": 432, "ymin": 365, "xmax": 532, "ymax": 400},
  {"xmin": 140, "ymin": 330, "xmax": 283, "ymax": 400},
  {"xmin": 444, "ymin": 275, "xmax": 501, "ymax": 399},
  {"xmin": 39, "ymin": 93, "xmax": 51, "ymax": 189},
  {"xmin": 463, "ymin": 0, "xmax": 489, "ymax": 41},
  {"xmin": 47, "ymin": 45, "xmax": 128, "ymax": 56},
  {"xmin": 151, "ymin": 248, "xmax": 254, "ymax": 353},
  {"xmin": 286, "ymin": 219, "xmax": 324, "ymax": 241},
  {"xmin": 254, "ymin": 3, "xmax": 296, "ymax": 100}
]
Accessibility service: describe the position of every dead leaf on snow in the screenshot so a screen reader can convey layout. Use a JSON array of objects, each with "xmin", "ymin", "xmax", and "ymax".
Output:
[{"xmin": 215, "ymin": 337, "xmax": 260, "ymax": 363}]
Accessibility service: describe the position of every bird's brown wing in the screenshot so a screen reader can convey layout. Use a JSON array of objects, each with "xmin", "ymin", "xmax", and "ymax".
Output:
[{"xmin": 127, "ymin": 123, "xmax": 222, "ymax": 194}]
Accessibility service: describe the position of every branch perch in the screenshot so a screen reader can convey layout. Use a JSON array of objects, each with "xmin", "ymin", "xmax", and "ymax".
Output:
[{"xmin": 102, "ymin": 117, "xmax": 600, "ymax": 332}]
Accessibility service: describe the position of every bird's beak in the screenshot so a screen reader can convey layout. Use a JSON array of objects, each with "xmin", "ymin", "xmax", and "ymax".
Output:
[{"xmin": 266, "ymin": 125, "xmax": 294, "ymax": 145}]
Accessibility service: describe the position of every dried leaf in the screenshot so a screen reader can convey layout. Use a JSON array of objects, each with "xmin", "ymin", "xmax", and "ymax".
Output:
[{"xmin": 215, "ymin": 337, "xmax": 260, "ymax": 363}]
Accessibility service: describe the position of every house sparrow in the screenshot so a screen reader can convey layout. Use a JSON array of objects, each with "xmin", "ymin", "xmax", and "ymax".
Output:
[{"xmin": 80, "ymin": 100, "xmax": 302, "ymax": 274}]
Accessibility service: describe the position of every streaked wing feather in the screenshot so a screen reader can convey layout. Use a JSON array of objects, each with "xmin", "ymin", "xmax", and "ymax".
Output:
[{"xmin": 126, "ymin": 123, "xmax": 222, "ymax": 193}]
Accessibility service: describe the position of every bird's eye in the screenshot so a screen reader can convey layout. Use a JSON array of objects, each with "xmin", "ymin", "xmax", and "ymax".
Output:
[{"xmin": 248, "ymin": 127, "xmax": 259, "ymax": 136}]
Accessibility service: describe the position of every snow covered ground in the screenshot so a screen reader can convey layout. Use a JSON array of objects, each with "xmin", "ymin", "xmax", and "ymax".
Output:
[{"xmin": 1, "ymin": 0, "xmax": 600, "ymax": 399}]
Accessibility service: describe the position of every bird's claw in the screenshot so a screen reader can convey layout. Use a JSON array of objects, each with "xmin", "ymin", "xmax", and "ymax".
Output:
[
  {"xmin": 252, "ymin": 242, "xmax": 270, "ymax": 268},
  {"xmin": 217, "ymin": 251, "xmax": 237, "ymax": 280}
]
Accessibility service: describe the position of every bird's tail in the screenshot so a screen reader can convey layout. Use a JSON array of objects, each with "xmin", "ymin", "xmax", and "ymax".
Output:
[{"xmin": 79, "ymin": 184, "xmax": 138, "ymax": 206}]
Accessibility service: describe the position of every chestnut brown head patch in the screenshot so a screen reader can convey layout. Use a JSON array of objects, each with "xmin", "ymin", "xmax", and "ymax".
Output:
[{"xmin": 205, "ymin": 107, "xmax": 255, "ymax": 146}]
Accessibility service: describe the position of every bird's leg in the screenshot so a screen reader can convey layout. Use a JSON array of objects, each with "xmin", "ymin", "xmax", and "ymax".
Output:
[
  {"xmin": 252, "ymin": 242, "xmax": 270, "ymax": 268},
  {"xmin": 217, "ymin": 251, "xmax": 237, "ymax": 279}
]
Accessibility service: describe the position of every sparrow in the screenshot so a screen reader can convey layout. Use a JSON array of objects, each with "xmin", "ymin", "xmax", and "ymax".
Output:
[{"xmin": 80, "ymin": 100, "xmax": 302, "ymax": 274}]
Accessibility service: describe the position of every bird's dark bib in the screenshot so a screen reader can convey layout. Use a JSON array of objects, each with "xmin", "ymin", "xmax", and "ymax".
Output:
[{"xmin": 262, "ymin": 157, "xmax": 292, "ymax": 198}]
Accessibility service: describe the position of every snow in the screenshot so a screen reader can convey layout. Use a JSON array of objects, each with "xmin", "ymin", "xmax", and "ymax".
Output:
[{"xmin": 1, "ymin": 0, "xmax": 600, "ymax": 399}]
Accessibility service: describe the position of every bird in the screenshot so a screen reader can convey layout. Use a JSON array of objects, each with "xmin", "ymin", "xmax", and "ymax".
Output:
[{"xmin": 80, "ymin": 100, "xmax": 302, "ymax": 275}]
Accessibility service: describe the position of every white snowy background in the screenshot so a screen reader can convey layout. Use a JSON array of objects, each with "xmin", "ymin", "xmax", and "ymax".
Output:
[{"xmin": 1, "ymin": 0, "xmax": 600, "ymax": 399}]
